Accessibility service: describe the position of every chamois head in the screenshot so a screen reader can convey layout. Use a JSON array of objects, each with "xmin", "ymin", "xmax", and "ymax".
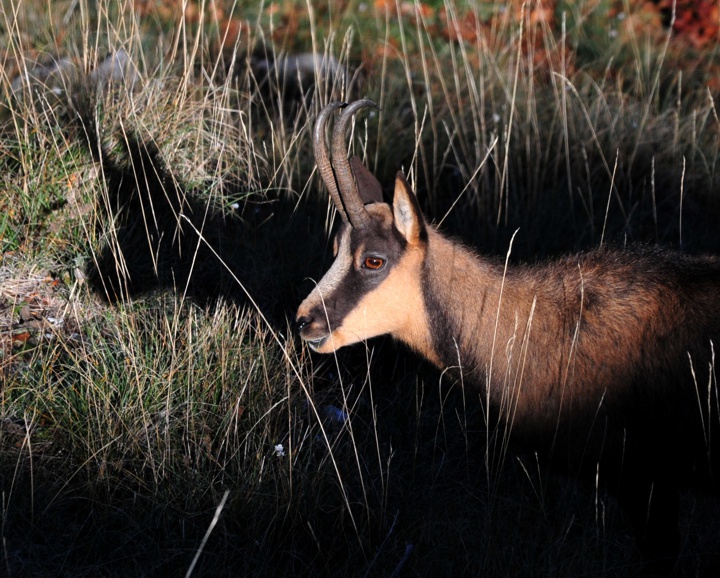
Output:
[{"xmin": 296, "ymin": 100, "xmax": 434, "ymax": 356}]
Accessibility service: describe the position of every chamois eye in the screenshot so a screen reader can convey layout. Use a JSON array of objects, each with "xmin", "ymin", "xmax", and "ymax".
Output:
[{"xmin": 363, "ymin": 256, "xmax": 385, "ymax": 270}]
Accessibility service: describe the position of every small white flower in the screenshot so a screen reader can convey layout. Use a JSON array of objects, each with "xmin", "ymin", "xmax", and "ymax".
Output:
[{"xmin": 274, "ymin": 443, "xmax": 285, "ymax": 457}]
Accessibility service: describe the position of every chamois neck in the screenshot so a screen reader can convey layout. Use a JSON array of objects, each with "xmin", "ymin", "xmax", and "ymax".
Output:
[{"xmin": 422, "ymin": 227, "xmax": 526, "ymax": 382}]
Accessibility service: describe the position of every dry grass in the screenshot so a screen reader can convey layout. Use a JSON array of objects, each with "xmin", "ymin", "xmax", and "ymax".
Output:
[{"xmin": 1, "ymin": 0, "xmax": 719, "ymax": 576}]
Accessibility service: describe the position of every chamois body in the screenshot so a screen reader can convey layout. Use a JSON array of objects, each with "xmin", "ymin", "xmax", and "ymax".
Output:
[
  {"xmin": 422, "ymin": 228, "xmax": 720, "ymax": 461},
  {"xmin": 296, "ymin": 100, "xmax": 720, "ymax": 571},
  {"xmin": 412, "ymin": 227, "xmax": 720, "ymax": 568}
]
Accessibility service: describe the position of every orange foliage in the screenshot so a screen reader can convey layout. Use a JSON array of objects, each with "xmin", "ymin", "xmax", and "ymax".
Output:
[
  {"xmin": 132, "ymin": 0, "xmax": 181, "ymax": 21},
  {"xmin": 131, "ymin": 1, "xmax": 718, "ymax": 52},
  {"xmin": 129, "ymin": 1, "xmax": 718, "ymax": 91},
  {"xmin": 662, "ymin": 0, "xmax": 720, "ymax": 49},
  {"xmin": 132, "ymin": 0, "xmax": 249, "ymax": 53}
]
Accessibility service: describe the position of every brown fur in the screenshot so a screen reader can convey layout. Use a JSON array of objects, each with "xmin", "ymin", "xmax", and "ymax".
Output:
[{"xmin": 412, "ymin": 217, "xmax": 720, "ymax": 571}]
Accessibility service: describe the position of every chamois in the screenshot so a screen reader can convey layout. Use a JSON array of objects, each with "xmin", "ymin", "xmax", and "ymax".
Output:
[{"xmin": 296, "ymin": 100, "xmax": 720, "ymax": 572}]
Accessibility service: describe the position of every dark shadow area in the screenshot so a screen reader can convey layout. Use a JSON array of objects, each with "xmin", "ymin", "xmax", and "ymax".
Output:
[
  {"xmin": 6, "ymin": 338, "xmax": 719, "ymax": 577},
  {"xmin": 69, "ymin": 91, "xmax": 330, "ymax": 331},
  {"xmin": 426, "ymin": 158, "xmax": 720, "ymax": 261},
  {"xmin": 368, "ymin": 90, "xmax": 720, "ymax": 264}
]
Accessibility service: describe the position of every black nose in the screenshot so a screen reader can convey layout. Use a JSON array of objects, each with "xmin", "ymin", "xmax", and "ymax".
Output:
[{"xmin": 295, "ymin": 315, "xmax": 312, "ymax": 332}]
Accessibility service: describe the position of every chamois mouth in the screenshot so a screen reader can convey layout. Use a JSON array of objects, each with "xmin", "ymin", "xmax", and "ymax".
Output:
[{"xmin": 306, "ymin": 336, "xmax": 328, "ymax": 351}]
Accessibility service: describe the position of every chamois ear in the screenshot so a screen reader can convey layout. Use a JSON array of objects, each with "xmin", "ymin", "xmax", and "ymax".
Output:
[
  {"xmin": 349, "ymin": 156, "xmax": 384, "ymax": 204},
  {"xmin": 393, "ymin": 171, "xmax": 425, "ymax": 245}
]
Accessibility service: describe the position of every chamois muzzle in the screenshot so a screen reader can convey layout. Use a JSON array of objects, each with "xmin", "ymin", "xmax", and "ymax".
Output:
[
  {"xmin": 313, "ymin": 99, "xmax": 379, "ymax": 229},
  {"xmin": 294, "ymin": 312, "xmax": 330, "ymax": 351}
]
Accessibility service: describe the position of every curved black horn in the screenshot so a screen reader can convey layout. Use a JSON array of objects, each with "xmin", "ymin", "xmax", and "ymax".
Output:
[
  {"xmin": 313, "ymin": 102, "xmax": 349, "ymax": 223},
  {"xmin": 331, "ymin": 99, "xmax": 379, "ymax": 229}
]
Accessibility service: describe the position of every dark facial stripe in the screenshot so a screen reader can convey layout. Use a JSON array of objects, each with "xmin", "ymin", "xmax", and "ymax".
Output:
[{"xmin": 311, "ymin": 211, "xmax": 408, "ymax": 331}]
